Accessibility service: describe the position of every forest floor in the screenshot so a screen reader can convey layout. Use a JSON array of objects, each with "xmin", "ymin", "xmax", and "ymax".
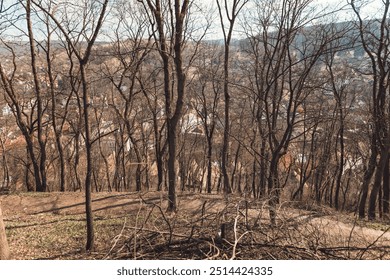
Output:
[{"xmin": 1, "ymin": 191, "xmax": 390, "ymax": 260}]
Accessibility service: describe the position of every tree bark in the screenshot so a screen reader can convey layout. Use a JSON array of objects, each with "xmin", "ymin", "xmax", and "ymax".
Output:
[
  {"xmin": 359, "ymin": 137, "xmax": 378, "ymax": 218},
  {"xmin": 383, "ymin": 153, "xmax": 390, "ymax": 215},
  {"xmin": 368, "ymin": 148, "xmax": 389, "ymax": 220},
  {"xmin": 206, "ymin": 139, "xmax": 213, "ymax": 194},
  {"xmin": 26, "ymin": 0, "xmax": 47, "ymax": 192},
  {"xmin": 80, "ymin": 64, "xmax": 94, "ymax": 251},
  {"xmin": 0, "ymin": 203, "xmax": 10, "ymax": 260}
]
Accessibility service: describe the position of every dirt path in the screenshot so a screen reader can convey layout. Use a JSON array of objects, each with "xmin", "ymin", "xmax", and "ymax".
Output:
[
  {"xmin": 275, "ymin": 206, "xmax": 390, "ymax": 258},
  {"xmin": 311, "ymin": 216, "xmax": 390, "ymax": 243},
  {"xmin": 1, "ymin": 192, "xmax": 160, "ymax": 217}
]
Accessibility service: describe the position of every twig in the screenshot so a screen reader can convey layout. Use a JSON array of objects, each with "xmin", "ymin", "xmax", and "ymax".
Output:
[
  {"xmin": 346, "ymin": 216, "xmax": 358, "ymax": 259},
  {"xmin": 133, "ymin": 199, "xmax": 144, "ymax": 259},
  {"xmin": 104, "ymin": 217, "xmax": 127, "ymax": 259},
  {"xmin": 358, "ymin": 226, "xmax": 390, "ymax": 260},
  {"xmin": 230, "ymin": 204, "xmax": 252, "ymax": 259},
  {"xmin": 141, "ymin": 195, "xmax": 173, "ymax": 243}
]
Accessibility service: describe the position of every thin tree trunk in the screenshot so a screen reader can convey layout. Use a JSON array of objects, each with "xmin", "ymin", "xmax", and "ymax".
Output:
[
  {"xmin": 0, "ymin": 138, "xmax": 10, "ymax": 190},
  {"xmin": 206, "ymin": 139, "xmax": 213, "ymax": 194},
  {"xmin": 0, "ymin": 203, "xmax": 10, "ymax": 260},
  {"xmin": 27, "ymin": 0, "xmax": 47, "ymax": 192},
  {"xmin": 259, "ymin": 138, "xmax": 267, "ymax": 198},
  {"xmin": 25, "ymin": 149, "xmax": 34, "ymax": 192},
  {"xmin": 359, "ymin": 145, "xmax": 378, "ymax": 218},
  {"xmin": 230, "ymin": 143, "xmax": 241, "ymax": 192},
  {"xmin": 80, "ymin": 65, "xmax": 94, "ymax": 251},
  {"xmin": 268, "ymin": 154, "xmax": 280, "ymax": 226},
  {"xmin": 368, "ymin": 149, "xmax": 389, "ymax": 220},
  {"xmin": 167, "ymin": 121, "xmax": 177, "ymax": 211},
  {"xmin": 45, "ymin": 32, "xmax": 66, "ymax": 192},
  {"xmin": 221, "ymin": 37, "xmax": 231, "ymax": 195},
  {"xmin": 217, "ymin": 0, "xmax": 247, "ymax": 195},
  {"xmin": 383, "ymin": 153, "xmax": 390, "ymax": 215}
]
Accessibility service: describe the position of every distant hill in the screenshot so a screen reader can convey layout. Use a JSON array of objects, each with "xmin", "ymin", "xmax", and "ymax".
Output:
[{"xmin": 236, "ymin": 19, "xmax": 384, "ymax": 60}]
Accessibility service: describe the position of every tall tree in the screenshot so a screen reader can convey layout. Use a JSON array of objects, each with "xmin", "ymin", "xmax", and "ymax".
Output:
[
  {"xmin": 216, "ymin": 0, "xmax": 248, "ymax": 194},
  {"xmin": 0, "ymin": 1, "xmax": 49, "ymax": 193},
  {"xmin": 141, "ymin": 0, "xmax": 190, "ymax": 211},
  {"xmin": 39, "ymin": 3, "xmax": 68, "ymax": 192},
  {"xmin": 191, "ymin": 42, "xmax": 223, "ymax": 193},
  {"xmin": 101, "ymin": 0, "xmax": 154, "ymax": 192},
  {"xmin": 26, "ymin": 0, "xmax": 48, "ymax": 192},
  {"xmin": 351, "ymin": 0, "xmax": 390, "ymax": 219},
  {"xmin": 243, "ymin": 0, "xmax": 337, "ymax": 224},
  {"xmin": 32, "ymin": 0, "xmax": 109, "ymax": 251}
]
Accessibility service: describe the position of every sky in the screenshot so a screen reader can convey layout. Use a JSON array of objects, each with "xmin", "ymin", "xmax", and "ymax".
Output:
[
  {"xmin": 315, "ymin": 0, "xmax": 383, "ymax": 21},
  {"xmin": 203, "ymin": 0, "xmax": 386, "ymax": 40},
  {"xmin": 0, "ymin": 0, "xmax": 387, "ymax": 42}
]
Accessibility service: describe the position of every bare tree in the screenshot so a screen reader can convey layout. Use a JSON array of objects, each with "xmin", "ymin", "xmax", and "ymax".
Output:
[
  {"xmin": 242, "ymin": 0, "xmax": 340, "ymax": 224},
  {"xmin": 39, "ymin": 4, "xmax": 68, "ymax": 192},
  {"xmin": 0, "ymin": 1, "xmax": 49, "ymax": 193},
  {"xmin": 100, "ymin": 0, "xmax": 154, "ymax": 192},
  {"xmin": 31, "ymin": 0, "xmax": 109, "ymax": 251},
  {"xmin": 216, "ymin": 0, "xmax": 248, "ymax": 195},
  {"xmin": 140, "ymin": 0, "xmax": 190, "ymax": 211},
  {"xmin": 351, "ymin": 0, "xmax": 390, "ymax": 219},
  {"xmin": 191, "ymin": 42, "xmax": 223, "ymax": 193},
  {"xmin": 323, "ymin": 39, "xmax": 356, "ymax": 210},
  {"xmin": 26, "ymin": 0, "xmax": 48, "ymax": 192}
]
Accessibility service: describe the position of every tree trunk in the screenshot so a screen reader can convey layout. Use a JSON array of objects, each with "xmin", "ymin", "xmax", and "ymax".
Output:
[
  {"xmin": 27, "ymin": 0, "xmax": 47, "ymax": 193},
  {"xmin": 259, "ymin": 138, "xmax": 267, "ymax": 198},
  {"xmin": 167, "ymin": 120, "xmax": 178, "ymax": 212},
  {"xmin": 46, "ymin": 37, "xmax": 66, "ymax": 192},
  {"xmin": 80, "ymin": 65, "xmax": 94, "ymax": 251},
  {"xmin": 0, "ymin": 203, "xmax": 10, "ymax": 260},
  {"xmin": 206, "ymin": 139, "xmax": 213, "ymax": 194},
  {"xmin": 383, "ymin": 153, "xmax": 390, "ymax": 215},
  {"xmin": 334, "ymin": 120, "xmax": 345, "ymax": 210},
  {"xmin": 156, "ymin": 152, "xmax": 164, "ymax": 191},
  {"xmin": 154, "ymin": 117, "xmax": 164, "ymax": 192},
  {"xmin": 368, "ymin": 149, "xmax": 389, "ymax": 220},
  {"xmin": 230, "ymin": 143, "xmax": 241, "ymax": 192},
  {"xmin": 359, "ymin": 146, "xmax": 378, "ymax": 218},
  {"xmin": 217, "ymin": 0, "xmax": 247, "ymax": 195},
  {"xmin": 221, "ymin": 41, "xmax": 232, "ymax": 195},
  {"xmin": 268, "ymin": 155, "xmax": 280, "ymax": 226}
]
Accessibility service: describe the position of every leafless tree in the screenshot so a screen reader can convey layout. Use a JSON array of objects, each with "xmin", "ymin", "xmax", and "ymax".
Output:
[
  {"xmin": 242, "ymin": 0, "xmax": 343, "ymax": 224},
  {"xmin": 0, "ymin": 1, "xmax": 49, "ymax": 193},
  {"xmin": 351, "ymin": 0, "xmax": 390, "ymax": 219},
  {"xmin": 139, "ymin": 0, "xmax": 212, "ymax": 211},
  {"xmin": 216, "ymin": 0, "xmax": 248, "ymax": 195},
  {"xmin": 191, "ymin": 42, "xmax": 223, "ymax": 193},
  {"xmin": 100, "ymin": 0, "xmax": 155, "ymax": 192},
  {"xmin": 31, "ymin": 0, "xmax": 109, "ymax": 251}
]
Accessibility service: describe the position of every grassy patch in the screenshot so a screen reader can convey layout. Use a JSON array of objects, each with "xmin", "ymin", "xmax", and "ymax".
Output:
[
  {"xmin": 6, "ymin": 213, "xmax": 128, "ymax": 259},
  {"xmin": 361, "ymin": 220, "xmax": 390, "ymax": 232}
]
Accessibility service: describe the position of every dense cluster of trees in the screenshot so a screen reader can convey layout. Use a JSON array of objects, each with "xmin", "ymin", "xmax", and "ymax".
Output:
[{"xmin": 1, "ymin": 0, "xmax": 390, "ymax": 253}]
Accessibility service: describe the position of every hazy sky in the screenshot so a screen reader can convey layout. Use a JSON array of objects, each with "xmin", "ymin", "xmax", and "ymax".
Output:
[
  {"xmin": 205, "ymin": 0, "xmax": 386, "ymax": 40},
  {"xmin": 0, "ymin": 0, "xmax": 387, "ymax": 41},
  {"xmin": 316, "ymin": 0, "xmax": 383, "ymax": 20}
]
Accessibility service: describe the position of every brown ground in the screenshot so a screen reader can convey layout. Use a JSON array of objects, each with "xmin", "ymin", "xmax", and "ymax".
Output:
[{"xmin": 1, "ymin": 191, "xmax": 390, "ymax": 260}]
